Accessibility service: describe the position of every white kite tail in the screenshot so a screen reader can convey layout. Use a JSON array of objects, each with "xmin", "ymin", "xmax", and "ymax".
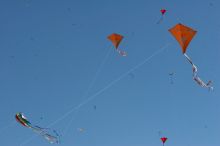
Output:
[
  {"xmin": 31, "ymin": 125, "xmax": 60, "ymax": 144},
  {"xmin": 193, "ymin": 76, "xmax": 213, "ymax": 91},
  {"xmin": 184, "ymin": 53, "xmax": 197, "ymax": 75},
  {"xmin": 117, "ymin": 49, "xmax": 127, "ymax": 56},
  {"xmin": 206, "ymin": 80, "xmax": 214, "ymax": 91},
  {"xmin": 184, "ymin": 53, "xmax": 193, "ymax": 65},
  {"xmin": 184, "ymin": 53, "xmax": 213, "ymax": 90}
]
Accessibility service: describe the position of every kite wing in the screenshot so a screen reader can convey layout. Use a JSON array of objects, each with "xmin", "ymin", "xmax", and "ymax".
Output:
[
  {"xmin": 108, "ymin": 33, "xmax": 123, "ymax": 49},
  {"xmin": 169, "ymin": 23, "xmax": 197, "ymax": 53}
]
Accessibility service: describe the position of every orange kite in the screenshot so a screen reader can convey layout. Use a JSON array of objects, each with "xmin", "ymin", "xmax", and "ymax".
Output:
[
  {"xmin": 108, "ymin": 33, "xmax": 127, "ymax": 56},
  {"xmin": 169, "ymin": 23, "xmax": 213, "ymax": 90},
  {"xmin": 169, "ymin": 23, "xmax": 197, "ymax": 54}
]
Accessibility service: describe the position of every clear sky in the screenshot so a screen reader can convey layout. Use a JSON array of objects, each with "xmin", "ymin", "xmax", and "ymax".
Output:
[{"xmin": 0, "ymin": 0, "xmax": 219, "ymax": 146}]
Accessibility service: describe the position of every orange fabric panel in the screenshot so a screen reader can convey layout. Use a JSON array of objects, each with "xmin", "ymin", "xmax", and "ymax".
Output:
[
  {"xmin": 107, "ymin": 33, "xmax": 123, "ymax": 49},
  {"xmin": 169, "ymin": 23, "xmax": 197, "ymax": 53}
]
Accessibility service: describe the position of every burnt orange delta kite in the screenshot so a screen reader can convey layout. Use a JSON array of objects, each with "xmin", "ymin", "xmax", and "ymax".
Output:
[
  {"xmin": 169, "ymin": 23, "xmax": 197, "ymax": 54},
  {"xmin": 108, "ymin": 33, "xmax": 127, "ymax": 56},
  {"xmin": 169, "ymin": 23, "xmax": 213, "ymax": 90},
  {"xmin": 108, "ymin": 33, "xmax": 123, "ymax": 49}
]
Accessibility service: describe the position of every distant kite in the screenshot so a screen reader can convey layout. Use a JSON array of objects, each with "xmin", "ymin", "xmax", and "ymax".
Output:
[
  {"xmin": 157, "ymin": 9, "xmax": 167, "ymax": 24},
  {"xmin": 169, "ymin": 72, "xmax": 174, "ymax": 84},
  {"xmin": 77, "ymin": 128, "xmax": 85, "ymax": 133},
  {"xmin": 15, "ymin": 112, "xmax": 60, "ymax": 144},
  {"xmin": 108, "ymin": 33, "xmax": 127, "ymax": 56},
  {"xmin": 169, "ymin": 23, "xmax": 213, "ymax": 90},
  {"xmin": 161, "ymin": 137, "xmax": 168, "ymax": 146}
]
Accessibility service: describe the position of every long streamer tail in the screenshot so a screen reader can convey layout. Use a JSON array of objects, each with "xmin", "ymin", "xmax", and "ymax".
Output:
[
  {"xmin": 184, "ymin": 53, "xmax": 213, "ymax": 90},
  {"xmin": 184, "ymin": 53, "xmax": 193, "ymax": 65}
]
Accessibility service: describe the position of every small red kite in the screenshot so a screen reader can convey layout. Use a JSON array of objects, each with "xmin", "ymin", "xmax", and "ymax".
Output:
[
  {"xmin": 160, "ymin": 9, "xmax": 166, "ymax": 15},
  {"xmin": 161, "ymin": 137, "xmax": 168, "ymax": 146},
  {"xmin": 157, "ymin": 9, "xmax": 167, "ymax": 24}
]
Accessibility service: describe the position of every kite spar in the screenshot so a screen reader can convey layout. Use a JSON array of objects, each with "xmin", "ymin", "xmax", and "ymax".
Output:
[{"xmin": 169, "ymin": 23, "xmax": 213, "ymax": 90}]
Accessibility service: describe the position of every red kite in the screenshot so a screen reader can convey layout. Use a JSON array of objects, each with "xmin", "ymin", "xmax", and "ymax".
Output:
[
  {"xmin": 157, "ymin": 9, "xmax": 167, "ymax": 24},
  {"xmin": 161, "ymin": 137, "xmax": 167, "ymax": 146},
  {"xmin": 160, "ymin": 9, "xmax": 166, "ymax": 15},
  {"xmin": 108, "ymin": 33, "xmax": 127, "ymax": 56}
]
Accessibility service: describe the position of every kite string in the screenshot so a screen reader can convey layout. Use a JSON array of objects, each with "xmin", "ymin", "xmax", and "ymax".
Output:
[
  {"xmin": 74, "ymin": 43, "xmax": 170, "ymax": 110},
  {"xmin": 20, "ymin": 47, "xmax": 112, "ymax": 146},
  {"xmin": 19, "ymin": 43, "xmax": 170, "ymax": 146},
  {"xmin": 156, "ymin": 15, "xmax": 164, "ymax": 24},
  {"xmin": 47, "ymin": 43, "xmax": 170, "ymax": 127},
  {"xmin": 62, "ymin": 45, "xmax": 112, "ymax": 136}
]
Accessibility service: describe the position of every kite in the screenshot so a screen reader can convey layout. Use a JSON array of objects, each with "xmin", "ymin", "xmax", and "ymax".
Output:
[
  {"xmin": 108, "ymin": 33, "xmax": 127, "ymax": 56},
  {"xmin": 169, "ymin": 72, "xmax": 174, "ymax": 84},
  {"xmin": 169, "ymin": 23, "xmax": 213, "ymax": 90},
  {"xmin": 161, "ymin": 137, "xmax": 168, "ymax": 146},
  {"xmin": 157, "ymin": 9, "xmax": 167, "ymax": 24},
  {"xmin": 15, "ymin": 112, "xmax": 60, "ymax": 144},
  {"xmin": 77, "ymin": 128, "xmax": 85, "ymax": 133}
]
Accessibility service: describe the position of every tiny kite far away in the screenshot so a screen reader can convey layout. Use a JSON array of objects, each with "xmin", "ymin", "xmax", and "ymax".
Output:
[
  {"xmin": 161, "ymin": 137, "xmax": 168, "ymax": 146},
  {"xmin": 157, "ymin": 8, "xmax": 167, "ymax": 24},
  {"xmin": 169, "ymin": 23, "xmax": 213, "ymax": 90},
  {"xmin": 108, "ymin": 33, "xmax": 127, "ymax": 56}
]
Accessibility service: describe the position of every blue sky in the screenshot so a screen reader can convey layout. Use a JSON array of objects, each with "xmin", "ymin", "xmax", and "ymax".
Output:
[{"xmin": 0, "ymin": 0, "xmax": 219, "ymax": 146}]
